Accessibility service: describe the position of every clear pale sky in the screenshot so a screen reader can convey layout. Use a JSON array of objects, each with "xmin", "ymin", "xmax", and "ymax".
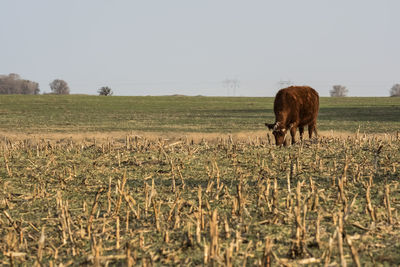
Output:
[{"xmin": 1, "ymin": 1, "xmax": 399, "ymax": 96}]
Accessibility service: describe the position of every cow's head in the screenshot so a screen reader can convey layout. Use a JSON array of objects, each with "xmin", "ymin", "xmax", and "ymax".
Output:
[{"xmin": 265, "ymin": 122, "xmax": 292, "ymax": 146}]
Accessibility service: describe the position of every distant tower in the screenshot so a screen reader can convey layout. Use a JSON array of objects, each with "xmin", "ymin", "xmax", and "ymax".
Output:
[
  {"xmin": 223, "ymin": 78, "xmax": 240, "ymax": 96},
  {"xmin": 277, "ymin": 79, "xmax": 293, "ymax": 89}
]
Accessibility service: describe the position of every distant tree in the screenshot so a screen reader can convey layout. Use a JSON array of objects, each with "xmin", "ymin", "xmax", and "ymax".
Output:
[
  {"xmin": 98, "ymin": 86, "xmax": 113, "ymax": 96},
  {"xmin": 8, "ymin": 73, "xmax": 20, "ymax": 80},
  {"xmin": 49, "ymin": 79, "xmax": 70, "ymax": 95},
  {"xmin": 21, "ymin": 80, "xmax": 40, "ymax": 95},
  {"xmin": 0, "ymin": 73, "xmax": 40, "ymax": 94},
  {"xmin": 390, "ymin": 84, "xmax": 400, "ymax": 97},
  {"xmin": 330, "ymin": 85, "xmax": 348, "ymax": 97}
]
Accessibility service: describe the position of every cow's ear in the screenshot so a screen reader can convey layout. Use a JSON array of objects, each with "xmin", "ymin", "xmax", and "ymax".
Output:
[{"xmin": 265, "ymin": 123, "xmax": 275, "ymax": 130}]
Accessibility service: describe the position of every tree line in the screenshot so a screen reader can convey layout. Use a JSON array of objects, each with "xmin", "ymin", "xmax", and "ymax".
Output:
[
  {"xmin": 0, "ymin": 73, "xmax": 70, "ymax": 95},
  {"xmin": 0, "ymin": 73, "xmax": 114, "ymax": 96},
  {"xmin": 1, "ymin": 73, "xmax": 399, "ymax": 96},
  {"xmin": 0, "ymin": 73, "xmax": 40, "ymax": 95},
  {"xmin": 330, "ymin": 84, "xmax": 400, "ymax": 97}
]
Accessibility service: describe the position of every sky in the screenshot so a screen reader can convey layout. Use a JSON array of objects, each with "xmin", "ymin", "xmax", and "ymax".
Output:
[{"xmin": 1, "ymin": 1, "xmax": 399, "ymax": 96}]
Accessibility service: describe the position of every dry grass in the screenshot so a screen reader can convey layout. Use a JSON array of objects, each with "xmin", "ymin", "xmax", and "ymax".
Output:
[
  {"xmin": 0, "ymin": 131, "xmax": 399, "ymax": 265},
  {"xmin": 0, "ymin": 130, "xmax": 394, "ymax": 145}
]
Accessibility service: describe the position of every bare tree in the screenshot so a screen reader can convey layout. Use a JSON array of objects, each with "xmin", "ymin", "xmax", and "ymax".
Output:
[
  {"xmin": 98, "ymin": 86, "xmax": 113, "ymax": 96},
  {"xmin": 0, "ymin": 73, "xmax": 40, "ymax": 94},
  {"xmin": 330, "ymin": 85, "xmax": 348, "ymax": 97},
  {"xmin": 49, "ymin": 79, "xmax": 70, "ymax": 95},
  {"xmin": 390, "ymin": 84, "xmax": 400, "ymax": 97},
  {"xmin": 21, "ymin": 80, "xmax": 40, "ymax": 95}
]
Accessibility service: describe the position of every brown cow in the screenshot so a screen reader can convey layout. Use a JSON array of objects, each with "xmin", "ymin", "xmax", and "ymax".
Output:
[{"xmin": 265, "ymin": 86, "xmax": 319, "ymax": 146}]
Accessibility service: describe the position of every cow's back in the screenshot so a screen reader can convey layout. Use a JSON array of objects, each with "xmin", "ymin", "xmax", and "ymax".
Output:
[{"xmin": 274, "ymin": 86, "xmax": 319, "ymax": 126}]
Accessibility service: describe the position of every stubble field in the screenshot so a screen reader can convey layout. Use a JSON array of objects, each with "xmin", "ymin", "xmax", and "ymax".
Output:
[{"xmin": 0, "ymin": 95, "xmax": 400, "ymax": 266}]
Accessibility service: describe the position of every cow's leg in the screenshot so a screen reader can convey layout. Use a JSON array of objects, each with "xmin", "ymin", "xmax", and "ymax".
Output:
[
  {"xmin": 299, "ymin": 126, "xmax": 304, "ymax": 141},
  {"xmin": 314, "ymin": 125, "xmax": 318, "ymax": 138},
  {"xmin": 308, "ymin": 123, "xmax": 318, "ymax": 139},
  {"xmin": 290, "ymin": 126, "xmax": 297, "ymax": 145}
]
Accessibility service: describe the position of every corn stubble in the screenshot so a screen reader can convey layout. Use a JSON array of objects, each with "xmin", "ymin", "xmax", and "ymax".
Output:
[{"xmin": 0, "ymin": 133, "xmax": 399, "ymax": 265}]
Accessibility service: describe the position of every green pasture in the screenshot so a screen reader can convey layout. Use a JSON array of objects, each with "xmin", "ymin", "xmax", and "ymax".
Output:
[{"xmin": 0, "ymin": 95, "xmax": 399, "ymax": 133}]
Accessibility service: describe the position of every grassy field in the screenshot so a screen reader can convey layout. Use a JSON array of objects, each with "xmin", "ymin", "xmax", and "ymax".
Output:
[
  {"xmin": 0, "ymin": 95, "xmax": 399, "ymax": 266},
  {"xmin": 0, "ymin": 95, "xmax": 399, "ymax": 134}
]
